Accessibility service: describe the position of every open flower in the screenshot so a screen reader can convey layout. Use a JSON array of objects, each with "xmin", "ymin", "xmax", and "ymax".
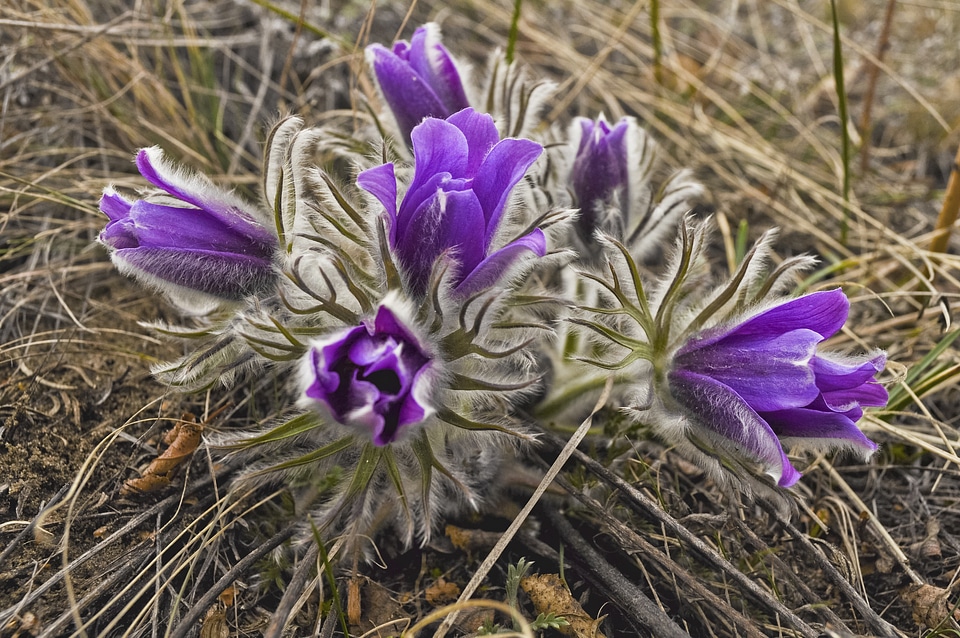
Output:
[
  {"xmin": 571, "ymin": 220, "xmax": 887, "ymax": 488},
  {"xmin": 99, "ymin": 147, "xmax": 279, "ymax": 308},
  {"xmin": 301, "ymin": 303, "xmax": 436, "ymax": 446},
  {"xmin": 668, "ymin": 289, "xmax": 886, "ymax": 487},
  {"xmin": 358, "ymin": 108, "xmax": 546, "ymax": 298},
  {"xmin": 367, "ymin": 24, "xmax": 471, "ymax": 145}
]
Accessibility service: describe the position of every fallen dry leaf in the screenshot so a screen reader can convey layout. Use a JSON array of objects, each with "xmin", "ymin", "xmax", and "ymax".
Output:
[
  {"xmin": 445, "ymin": 524, "xmax": 501, "ymax": 554},
  {"xmin": 901, "ymin": 583, "xmax": 960, "ymax": 628},
  {"xmin": 520, "ymin": 573, "xmax": 605, "ymax": 638},
  {"xmin": 199, "ymin": 606, "xmax": 228, "ymax": 638},
  {"xmin": 121, "ymin": 412, "xmax": 203, "ymax": 496},
  {"xmin": 425, "ymin": 578, "xmax": 460, "ymax": 605}
]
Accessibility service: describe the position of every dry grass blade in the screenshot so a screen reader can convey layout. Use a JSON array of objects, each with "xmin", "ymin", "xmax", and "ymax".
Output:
[{"xmin": 433, "ymin": 378, "xmax": 613, "ymax": 638}]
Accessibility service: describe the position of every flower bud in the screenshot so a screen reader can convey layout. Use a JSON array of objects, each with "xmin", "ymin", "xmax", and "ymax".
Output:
[
  {"xmin": 367, "ymin": 24, "xmax": 471, "ymax": 146},
  {"xmin": 99, "ymin": 147, "xmax": 278, "ymax": 310}
]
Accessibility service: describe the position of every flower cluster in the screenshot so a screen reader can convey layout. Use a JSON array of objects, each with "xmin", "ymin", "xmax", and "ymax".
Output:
[{"xmin": 99, "ymin": 23, "xmax": 887, "ymax": 557}]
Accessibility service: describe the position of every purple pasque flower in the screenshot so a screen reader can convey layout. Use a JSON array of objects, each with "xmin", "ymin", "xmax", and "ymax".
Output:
[
  {"xmin": 570, "ymin": 115, "xmax": 631, "ymax": 236},
  {"xmin": 357, "ymin": 108, "xmax": 546, "ymax": 298},
  {"xmin": 99, "ymin": 147, "xmax": 278, "ymax": 306},
  {"xmin": 367, "ymin": 23, "xmax": 471, "ymax": 145},
  {"xmin": 302, "ymin": 302, "xmax": 435, "ymax": 446},
  {"xmin": 668, "ymin": 288, "xmax": 886, "ymax": 487}
]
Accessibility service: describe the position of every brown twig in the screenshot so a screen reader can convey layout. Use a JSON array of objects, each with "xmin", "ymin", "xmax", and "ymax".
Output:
[
  {"xmin": 264, "ymin": 543, "xmax": 321, "ymax": 638},
  {"xmin": 548, "ymin": 470, "xmax": 771, "ymax": 638},
  {"xmin": 542, "ymin": 506, "xmax": 693, "ymax": 638},
  {"xmin": 168, "ymin": 526, "xmax": 297, "ymax": 638},
  {"xmin": 757, "ymin": 499, "xmax": 905, "ymax": 638},
  {"xmin": 535, "ymin": 427, "xmax": 819, "ymax": 638}
]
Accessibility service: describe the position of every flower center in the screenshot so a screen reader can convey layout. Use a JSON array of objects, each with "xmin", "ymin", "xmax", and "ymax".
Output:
[{"xmin": 362, "ymin": 368, "xmax": 402, "ymax": 396}]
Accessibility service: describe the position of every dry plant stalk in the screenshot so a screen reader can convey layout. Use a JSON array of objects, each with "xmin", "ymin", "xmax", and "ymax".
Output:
[{"xmin": 930, "ymin": 142, "xmax": 960, "ymax": 254}]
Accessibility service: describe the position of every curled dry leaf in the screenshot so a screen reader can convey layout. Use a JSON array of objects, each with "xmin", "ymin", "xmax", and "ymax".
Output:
[
  {"xmin": 900, "ymin": 583, "xmax": 960, "ymax": 629},
  {"xmin": 120, "ymin": 412, "xmax": 203, "ymax": 496},
  {"xmin": 908, "ymin": 519, "xmax": 942, "ymax": 561},
  {"xmin": 520, "ymin": 573, "xmax": 605, "ymax": 638}
]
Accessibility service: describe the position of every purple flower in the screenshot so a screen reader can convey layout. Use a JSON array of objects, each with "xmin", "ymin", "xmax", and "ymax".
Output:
[
  {"xmin": 668, "ymin": 289, "xmax": 886, "ymax": 487},
  {"xmin": 302, "ymin": 304, "xmax": 435, "ymax": 446},
  {"xmin": 357, "ymin": 108, "xmax": 546, "ymax": 298},
  {"xmin": 570, "ymin": 115, "xmax": 631, "ymax": 237},
  {"xmin": 367, "ymin": 24, "xmax": 471, "ymax": 145},
  {"xmin": 99, "ymin": 147, "xmax": 278, "ymax": 305}
]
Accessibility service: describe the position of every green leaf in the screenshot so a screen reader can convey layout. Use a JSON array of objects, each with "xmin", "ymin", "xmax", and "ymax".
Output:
[
  {"xmin": 531, "ymin": 612, "xmax": 569, "ymax": 630},
  {"xmin": 223, "ymin": 412, "xmax": 324, "ymax": 449},
  {"xmin": 250, "ymin": 435, "xmax": 355, "ymax": 476}
]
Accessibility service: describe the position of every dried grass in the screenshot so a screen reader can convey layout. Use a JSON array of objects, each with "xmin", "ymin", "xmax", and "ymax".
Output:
[{"xmin": 2, "ymin": 0, "xmax": 960, "ymax": 635}]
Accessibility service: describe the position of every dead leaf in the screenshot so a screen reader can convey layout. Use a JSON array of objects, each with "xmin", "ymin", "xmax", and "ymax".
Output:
[
  {"xmin": 520, "ymin": 573, "xmax": 605, "ymax": 638},
  {"xmin": 909, "ymin": 519, "xmax": 942, "ymax": 561},
  {"xmin": 901, "ymin": 583, "xmax": 960, "ymax": 628},
  {"xmin": 348, "ymin": 577, "xmax": 362, "ymax": 627},
  {"xmin": 218, "ymin": 585, "xmax": 236, "ymax": 608},
  {"xmin": 425, "ymin": 578, "xmax": 460, "ymax": 605},
  {"xmin": 199, "ymin": 606, "xmax": 229, "ymax": 638},
  {"xmin": 445, "ymin": 524, "xmax": 501, "ymax": 554},
  {"xmin": 121, "ymin": 412, "xmax": 203, "ymax": 496}
]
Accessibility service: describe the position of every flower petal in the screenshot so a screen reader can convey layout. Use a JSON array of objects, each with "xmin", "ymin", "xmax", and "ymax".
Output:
[
  {"xmin": 454, "ymin": 229, "xmax": 546, "ymax": 297},
  {"xmin": 367, "ymin": 43, "xmax": 447, "ymax": 144},
  {"xmin": 396, "ymin": 188, "xmax": 486, "ymax": 295},
  {"xmin": 571, "ymin": 116, "xmax": 630, "ymax": 230},
  {"xmin": 675, "ymin": 329, "xmax": 822, "ymax": 412},
  {"xmin": 112, "ymin": 246, "xmax": 275, "ymax": 300},
  {"xmin": 135, "ymin": 148, "xmax": 273, "ymax": 243},
  {"xmin": 669, "ymin": 369, "xmax": 802, "ymax": 487},
  {"xmin": 396, "ymin": 172, "xmax": 452, "ymax": 246},
  {"xmin": 357, "ymin": 163, "xmax": 399, "ymax": 242},
  {"xmin": 409, "ymin": 117, "xmax": 470, "ymax": 186},
  {"xmin": 761, "ymin": 406, "xmax": 878, "ymax": 455},
  {"xmin": 726, "ymin": 289, "xmax": 850, "ymax": 341},
  {"xmin": 446, "ymin": 109, "xmax": 499, "ymax": 174},
  {"xmin": 472, "ymin": 137, "xmax": 543, "ymax": 245},
  {"xmin": 99, "ymin": 188, "xmax": 133, "ymax": 221},
  {"xmin": 406, "ymin": 25, "xmax": 470, "ymax": 114},
  {"xmin": 122, "ymin": 201, "xmax": 273, "ymax": 256}
]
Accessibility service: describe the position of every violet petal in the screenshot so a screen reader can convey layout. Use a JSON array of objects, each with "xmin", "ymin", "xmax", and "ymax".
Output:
[
  {"xmin": 454, "ymin": 229, "xmax": 546, "ymax": 298},
  {"xmin": 472, "ymin": 138, "xmax": 543, "ymax": 245},
  {"xmin": 675, "ymin": 329, "xmax": 822, "ymax": 412},
  {"xmin": 669, "ymin": 369, "xmax": 802, "ymax": 487}
]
